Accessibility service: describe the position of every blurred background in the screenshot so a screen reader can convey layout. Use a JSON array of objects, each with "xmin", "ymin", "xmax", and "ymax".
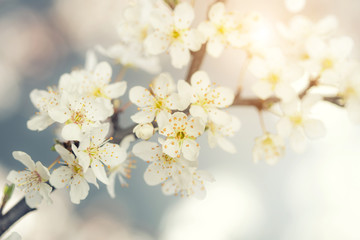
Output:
[{"xmin": 1, "ymin": 0, "xmax": 360, "ymax": 239}]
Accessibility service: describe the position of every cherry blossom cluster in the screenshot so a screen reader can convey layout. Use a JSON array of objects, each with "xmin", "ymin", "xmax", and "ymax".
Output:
[
  {"xmin": 4, "ymin": 0, "xmax": 360, "ymax": 214},
  {"xmin": 130, "ymin": 70, "xmax": 239, "ymax": 199},
  {"xmin": 7, "ymin": 54, "xmax": 135, "ymax": 207}
]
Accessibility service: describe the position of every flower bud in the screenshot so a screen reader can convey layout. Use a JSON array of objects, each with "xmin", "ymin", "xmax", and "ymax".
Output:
[{"xmin": 133, "ymin": 123, "xmax": 154, "ymax": 140}]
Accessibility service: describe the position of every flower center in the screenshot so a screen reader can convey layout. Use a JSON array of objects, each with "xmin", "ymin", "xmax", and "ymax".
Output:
[
  {"xmin": 322, "ymin": 58, "xmax": 334, "ymax": 70},
  {"xmin": 172, "ymin": 30, "xmax": 181, "ymax": 40},
  {"xmin": 290, "ymin": 115, "xmax": 303, "ymax": 126},
  {"xmin": 176, "ymin": 131, "xmax": 186, "ymax": 140},
  {"xmin": 92, "ymin": 87, "xmax": 107, "ymax": 98},
  {"xmin": 267, "ymin": 73, "xmax": 280, "ymax": 88}
]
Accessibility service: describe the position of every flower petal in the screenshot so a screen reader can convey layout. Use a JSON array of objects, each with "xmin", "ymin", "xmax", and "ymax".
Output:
[
  {"xmin": 132, "ymin": 141, "xmax": 162, "ymax": 162},
  {"xmin": 144, "ymin": 162, "xmax": 168, "ymax": 186},
  {"xmin": 12, "ymin": 151, "xmax": 35, "ymax": 171}
]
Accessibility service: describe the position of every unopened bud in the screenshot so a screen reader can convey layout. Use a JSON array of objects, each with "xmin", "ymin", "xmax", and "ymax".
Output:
[{"xmin": 133, "ymin": 123, "xmax": 154, "ymax": 140}]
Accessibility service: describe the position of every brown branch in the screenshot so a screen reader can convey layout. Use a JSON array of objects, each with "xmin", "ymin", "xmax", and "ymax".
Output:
[
  {"xmin": 0, "ymin": 199, "xmax": 35, "ymax": 237},
  {"xmin": 185, "ymin": 43, "xmax": 207, "ymax": 83},
  {"xmin": 231, "ymin": 78, "xmax": 344, "ymax": 110}
]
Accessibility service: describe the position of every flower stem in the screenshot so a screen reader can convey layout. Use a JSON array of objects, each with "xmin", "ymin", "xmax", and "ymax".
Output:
[
  {"xmin": 48, "ymin": 156, "xmax": 61, "ymax": 170},
  {"xmin": 258, "ymin": 109, "xmax": 267, "ymax": 134},
  {"xmin": 116, "ymin": 66, "xmax": 127, "ymax": 82}
]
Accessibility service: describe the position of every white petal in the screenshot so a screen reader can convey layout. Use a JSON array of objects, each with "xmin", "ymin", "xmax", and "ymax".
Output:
[
  {"xmin": 107, "ymin": 173, "xmax": 116, "ymax": 198},
  {"xmin": 330, "ymin": 36, "xmax": 354, "ymax": 60},
  {"xmin": 306, "ymin": 36, "xmax": 326, "ymax": 59},
  {"xmin": 189, "ymin": 105, "xmax": 208, "ymax": 123},
  {"xmin": 49, "ymin": 166, "xmax": 72, "ymax": 189},
  {"xmin": 208, "ymin": 108, "xmax": 231, "ymax": 126},
  {"xmin": 162, "ymin": 139, "xmax": 181, "ymax": 158},
  {"xmin": 39, "ymin": 182, "xmax": 52, "ymax": 204},
  {"xmin": 169, "ymin": 42, "xmax": 190, "ymax": 69},
  {"xmin": 91, "ymin": 159, "xmax": 109, "ymax": 185},
  {"xmin": 48, "ymin": 105, "xmax": 70, "ymax": 123},
  {"xmin": 69, "ymin": 176, "xmax": 89, "ymax": 204},
  {"xmin": 105, "ymin": 82, "xmax": 127, "ymax": 99},
  {"xmin": 156, "ymin": 111, "xmax": 172, "ymax": 131},
  {"xmin": 181, "ymin": 139, "xmax": 200, "ymax": 161},
  {"xmin": 277, "ymin": 117, "xmax": 293, "ymax": 137},
  {"xmin": 152, "ymin": 73, "xmax": 175, "ymax": 98},
  {"xmin": 84, "ymin": 169, "xmax": 99, "ymax": 188},
  {"xmin": 217, "ymin": 137, "xmax": 237, "ymax": 153},
  {"xmin": 90, "ymin": 123, "xmax": 110, "ymax": 145},
  {"xmin": 144, "ymin": 32, "xmax": 170, "ymax": 55},
  {"xmin": 130, "ymin": 109, "xmax": 156, "ymax": 124},
  {"xmin": 162, "ymin": 179, "xmax": 178, "ymax": 196},
  {"xmin": 35, "ymin": 161, "xmax": 50, "ymax": 181},
  {"xmin": 149, "ymin": 9, "xmax": 172, "ymax": 31},
  {"xmin": 129, "ymin": 86, "xmax": 154, "ymax": 107},
  {"xmin": 185, "ymin": 117, "xmax": 205, "ymax": 138},
  {"xmin": 303, "ymin": 119, "xmax": 326, "ymax": 139},
  {"xmin": 75, "ymin": 151, "xmax": 91, "ymax": 172},
  {"xmin": 275, "ymin": 83, "xmax": 297, "ymax": 102},
  {"xmin": 212, "ymin": 87, "xmax": 235, "ymax": 107},
  {"xmin": 174, "ymin": 2, "xmax": 194, "ymax": 29},
  {"xmin": 132, "ymin": 141, "xmax": 162, "ymax": 162},
  {"xmin": 85, "ymin": 50, "xmax": 97, "ymax": 71},
  {"xmin": 144, "ymin": 162, "xmax": 168, "ymax": 186},
  {"xmin": 27, "ymin": 114, "xmax": 54, "ymax": 131},
  {"xmin": 191, "ymin": 71, "xmax": 211, "ymax": 96},
  {"xmin": 198, "ymin": 21, "xmax": 216, "ymax": 39},
  {"xmin": 62, "ymin": 124, "xmax": 82, "ymax": 141},
  {"xmin": 315, "ymin": 15, "xmax": 338, "ymax": 36},
  {"xmin": 206, "ymin": 37, "xmax": 225, "ymax": 58},
  {"xmin": 252, "ymin": 81, "xmax": 273, "ymax": 100},
  {"xmin": 184, "ymin": 29, "xmax": 205, "ymax": 51},
  {"xmin": 54, "ymin": 144, "xmax": 76, "ymax": 165},
  {"xmin": 25, "ymin": 191, "xmax": 42, "ymax": 208},
  {"xmin": 290, "ymin": 128, "xmax": 307, "ymax": 153},
  {"xmin": 94, "ymin": 62, "xmax": 112, "ymax": 84},
  {"xmin": 12, "ymin": 151, "xmax": 35, "ymax": 171},
  {"xmin": 248, "ymin": 57, "xmax": 269, "ymax": 79},
  {"xmin": 208, "ymin": 2, "xmax": 225, "ymax": 24}
]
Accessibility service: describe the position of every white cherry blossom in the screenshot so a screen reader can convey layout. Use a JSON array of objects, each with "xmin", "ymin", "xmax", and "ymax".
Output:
[
  {"xmin": 132, "ymin": 141, "xmax": 196, "ymax": 186},
  {"xmin": 198, "ymin": 2, "xmax": 238, "ymax": 57},
  {"xmin": 144, "ymin": 2, "xmax": 205, "ymax": 68},
  {"xmin": 253, "ymin": 133, "xmax": 285, "ymax": 165},
  {"xmin": 50, "ymin": 145, "xmax": 98, "ymax": 204},
  {"xmin": 7, "ymin": 151, "xmax": 52, "ymax": 208},
  {"xmin": 58, "ymin": 62, "xmax": 126, "ymax": 101},
  {"xmin": 161, "ymin": 169, "xmax": 215, "ymax": 200},
  {"xmin": 304, "ymin": 36, "xmax": 354, "ymax": 84},
  {"xmin": 179, "ymin": 71, "xmax": 234, "ymax": 125},
  {"xmin": 249, "ymin": 48, "xmax": 303, "ymax": 101},
  {"xmin": 129, "ymin": 73, "xmax": 177, "ymax": 124},
  {"xmin": 276, "ymin": 95, "xmax": 326, "ymax": 153},
  {"xmin": 97, "ymin": 0, "xmax": 161, "ymax": 73},
  {"xmin": 207, "ymin": 114, "xmax": 241, "ymax": 153},
  {"xmin": 48, "ymin": 93, "xmax": 112, "ymax": 141},
  {"xmin": 27, "ymin": 88, "xmax": 59, "ymax": 131},
  {"xmin": 159, "ymin": 112, "xmax": 205, "ymax": 161},
  {"xmin": 72, "ymin": 123, "xmax": 125, "ymax": 185}
]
